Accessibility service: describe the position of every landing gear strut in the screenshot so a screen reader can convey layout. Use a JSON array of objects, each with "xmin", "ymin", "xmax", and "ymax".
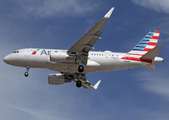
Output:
[
  {"xmin": 24, "ymin": 67, "xmax": 29, "ymax": 77},
  {"xmin": 78, "ymin": 65, "xmax": 84, "ymax": 73},
  {"xmin": 75, "ymin": 64, "xmax": 84, "ymax": 88}
]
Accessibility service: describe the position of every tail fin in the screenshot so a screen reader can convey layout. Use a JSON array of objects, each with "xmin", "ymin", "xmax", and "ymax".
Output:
[
  {"xmin": 128, "ymin": 30, "xmax": 160, "ymax": 55},
  {"xmin": 122, "ymin": 30, "xmax": 163, "ymax": 69}
]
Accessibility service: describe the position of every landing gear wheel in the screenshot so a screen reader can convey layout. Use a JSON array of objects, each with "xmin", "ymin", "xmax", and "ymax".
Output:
[
  {"xmin": 76, "ymin": 80, "xmax": 82, "ymax": 88},
  {"xmin": 24, "ymin": 67, "xmax": 29, "ymax": 77},
  {"xmin": 24, "ymin": 72, "xmax": 29, "ymax": 77},
  {"xmin": 78, "ymin": 65, "xmax": 84, "ymax": 73}
]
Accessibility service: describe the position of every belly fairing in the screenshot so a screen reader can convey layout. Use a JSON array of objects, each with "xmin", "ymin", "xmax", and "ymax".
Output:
[{"xmin": 46, "ymin": 58, "xmax": 100, "ymax": 73}]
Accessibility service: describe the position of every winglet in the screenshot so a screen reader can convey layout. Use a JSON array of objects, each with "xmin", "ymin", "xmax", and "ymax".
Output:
[
  {"xmin": 104, "ymin": 7, "xmax": 114, "ymax": 18},
  {"xmin": 94, "ymin": 80, "xmax": 101, "ymax": 89}
]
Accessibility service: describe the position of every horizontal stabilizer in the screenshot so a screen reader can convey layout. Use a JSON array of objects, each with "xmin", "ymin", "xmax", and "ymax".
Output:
[
  {"xmin": 94, "ymin": 80, "xmax": 101, "ymax": 89},
  {"xmin": 141, "ymin": 45, "xmax": 163, "ymax": 60},
  {"xmin": 145, "ymin": 64, "xmax": 156, "ymax": 70}
]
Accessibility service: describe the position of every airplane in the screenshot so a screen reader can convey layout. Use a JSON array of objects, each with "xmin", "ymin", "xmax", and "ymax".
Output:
[{"xmin": 3, "ymin": 7, "xmax": 164, "ymax": 89}]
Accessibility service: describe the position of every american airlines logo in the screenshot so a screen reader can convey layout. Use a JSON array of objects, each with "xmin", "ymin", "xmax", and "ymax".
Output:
[
  {"xmin": 32, "ymin": 49, "xmax": 51, "ymax": 55},
  {"xmin": 32, "ymin": 49, "xmax": 40, "ymax": 55}
]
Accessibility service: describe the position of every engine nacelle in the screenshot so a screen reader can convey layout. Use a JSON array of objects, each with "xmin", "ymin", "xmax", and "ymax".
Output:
[
  {"xmin": 48, "ymin": 74, "xmax": 71, "ymax": 85},
  {"xmin": 50, "ymin": 52, "xmax": 69, "ymax": 62}
]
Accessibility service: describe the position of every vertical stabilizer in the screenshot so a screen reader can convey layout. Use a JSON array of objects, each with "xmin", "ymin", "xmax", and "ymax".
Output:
[
  {"xmin": 122, "ymin": 30, "xmax": 163, "ymax": 65},
  {"xmin": 128, "ymin": 30, "xmax": 160, "ymax": 55},
  {"xmin": 123, "ymin": 30, "xmax": 161, "ymax": 63}
]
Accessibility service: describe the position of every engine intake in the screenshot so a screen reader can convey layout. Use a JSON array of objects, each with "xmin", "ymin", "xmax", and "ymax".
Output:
[{"xmin": 48, "ymin": 73, "xmax": 71, "ymax": 85}]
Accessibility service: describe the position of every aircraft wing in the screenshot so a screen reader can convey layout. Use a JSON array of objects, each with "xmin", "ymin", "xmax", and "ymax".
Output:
[
  {"xmin": 82, "ymin": 80, "xmax": 101, "ymax": 89},
  {"xmin": 67, "ymin": 7, "xmax": 114, "ymax": 64},
  {"xmin": 73, "ymin": 77, "xmax": 101, "ymax": 89},
  {"xmin": 65, "ymin": 73, "xmax": 101, "ymax": 89}
]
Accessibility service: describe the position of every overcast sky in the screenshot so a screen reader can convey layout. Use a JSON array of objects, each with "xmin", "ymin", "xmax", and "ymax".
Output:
[{"xmin": 0, "ymin": 0, "xmax": 169, "ymax": 120}]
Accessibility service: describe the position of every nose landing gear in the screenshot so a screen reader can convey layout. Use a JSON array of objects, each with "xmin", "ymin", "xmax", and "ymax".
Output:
[{"xmin": 24, "ymin": 67, "xmax": 29, "ymax": 77}]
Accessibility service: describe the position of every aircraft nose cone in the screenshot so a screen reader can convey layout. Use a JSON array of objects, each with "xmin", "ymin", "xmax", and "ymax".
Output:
[{"xmin": 3, "ymin": 55, "xmax": 10, "ymax": 64}]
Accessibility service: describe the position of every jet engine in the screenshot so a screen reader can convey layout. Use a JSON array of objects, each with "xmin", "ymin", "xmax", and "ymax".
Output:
[
  {"xmin": 50, "ymin": 52, "xmax": 69, "ymax": 62},
  {"xmin": 48, "ymin": 73, "xmax": 71, "ymax": 85}
]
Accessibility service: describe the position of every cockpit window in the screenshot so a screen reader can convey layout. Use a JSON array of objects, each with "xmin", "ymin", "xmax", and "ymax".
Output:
[{"xmin": 13, "ymin": 51, "xmax": 19, "ymax": 53}]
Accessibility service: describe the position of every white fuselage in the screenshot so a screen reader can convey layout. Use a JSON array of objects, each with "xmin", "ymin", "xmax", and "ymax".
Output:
[{"xmin": 3, "ymin": 48, "xmax": 164, "ymax": 73}]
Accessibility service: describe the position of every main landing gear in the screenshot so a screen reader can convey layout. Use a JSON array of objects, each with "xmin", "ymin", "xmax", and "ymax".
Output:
[
  {"xmin": 76, "ymin": 64, "xmax": 84, "ymax": 88},
  {"xmin": 24, "ymin": 67, "xmax": 29, "ymax": 77},
  {"xmin": 76, "ymin": 80, "xmax": 82, "ymax": 88},
  {"xmin": 78, "ymin": 65, "xmax": 84, "ymax": 73}
]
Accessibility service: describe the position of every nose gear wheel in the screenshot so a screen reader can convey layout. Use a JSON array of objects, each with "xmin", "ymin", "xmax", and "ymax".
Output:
[
  {"xmin": 24, "ymin": 72, "xmax": 29, "ymax": 77},
  {"xmin": 24, "ymin": 67, "xmax": 29, "ymax": 77}
]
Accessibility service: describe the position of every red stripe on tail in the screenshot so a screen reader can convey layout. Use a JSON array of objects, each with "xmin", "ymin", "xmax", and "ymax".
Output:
[
  {"xmin": 143, "ymin": 48, "xmax": 152, "ymax": 52},
  {"xmin": 147, "ymin": 42, "xmax": 157, "ymax": 46},
  {"xmin": 155, "ymin": 31, "xmax": 160, "ymax": 33},
  {"xmin": 151, "ymin": 36, "xmax": 159, "ymax": 39},
  {"xmin": 121, "ymin": 57, "xmax": 152, "ymax": 63}
]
